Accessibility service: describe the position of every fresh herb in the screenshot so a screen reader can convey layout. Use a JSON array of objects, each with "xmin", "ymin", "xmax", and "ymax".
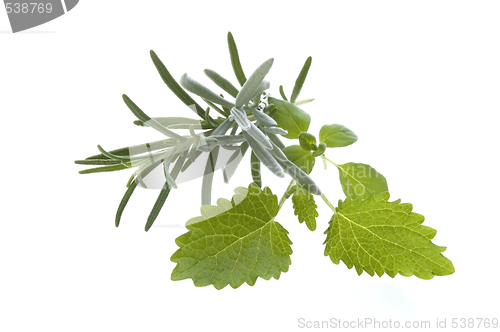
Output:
[{"xmin": 76, "ymin": 32, "xmax": 454, "ymax": 289}]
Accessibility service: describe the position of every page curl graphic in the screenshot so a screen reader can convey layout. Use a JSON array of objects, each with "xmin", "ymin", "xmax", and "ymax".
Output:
[{"xmin": 3, "ymin": 0, "xmax": 79, "ymax": 33}]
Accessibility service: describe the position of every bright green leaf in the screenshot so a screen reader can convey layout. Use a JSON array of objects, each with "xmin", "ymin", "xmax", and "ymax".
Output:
[
  {"xmin": 311, "ymin": 142, "xmax": 326, "ymax": 157},
  {"xmin": 268, "ymin": 97, "xmax": 310, "ymax": 139},
  {"xmin": 283, "ymin": 145, "xmax": 315, "ymax": 174},
  {"xmin": 171, "ymin": 183, "xmax": 292, "ymax": 289},
  {"xmin": 298, "ymin": 132, "xmax": 317, "ymax": 151},
  {"xmin": 324, "ymin": 192, "xmax": 455, "ymax": 279},
  {"xmin": 319, "ymin": 124, "xmax": 358, "ymax": 147},
  {"xmin": 292, "ymin": 186, "xmax": 318, "ymax": 231},
  {"xmin": 335, "ymin": 162, "xmax": 388, "ymax": 199}
]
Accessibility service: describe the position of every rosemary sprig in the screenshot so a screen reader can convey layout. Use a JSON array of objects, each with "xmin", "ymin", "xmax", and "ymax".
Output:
[{"xmin": 76, "ymin": 31, "xmax": 320, "ymax": 230}]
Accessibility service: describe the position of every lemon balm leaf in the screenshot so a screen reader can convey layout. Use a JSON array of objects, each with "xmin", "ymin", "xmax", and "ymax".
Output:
[
  {"xmin": 298, "ymin": 132, "xmax": 316, "ymax": 151},
  {"xmin": 324, "ymin": 192, "xmax": 455, "ymax": 279},
  {"xmin": 171, "ymin": 183, "xmax": 292, "ymax": 289},
  {"xmin": 283, "ymin": 145, "xmax": 315, "ymax": 174},
  {"xmin": 76, "ymin": 32, "xmax": 455, "ymax": 289},
  {"xmin": 334, "ymin": 162, "xmax": 388, "ymax": 199},
  {"xmin": 268, "ymin": 97, "xmax": 311, "ymax": 139},
  {"xmin": 319, "ymin": 124, "xmax": 358, "ymax": 148},
  {"xmin": 292, "ymin": 186, "xmax": 318, "ymax": 231}
]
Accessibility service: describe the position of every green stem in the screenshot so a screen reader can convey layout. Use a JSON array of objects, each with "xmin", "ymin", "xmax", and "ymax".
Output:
[
  {"xmin": 321, "ymin": 155, "xmax": 339, "ymax": 168},
  {"xmin": 319, "ymin": 155, "xmax": 338, "ymax": 212},
  {"xmin": 321, "ymin": 193, "xmax": 336, "ymax": 212},
  {"xmin": 277, "ymin": 179, "xmax": 296, "ymax": 212}
]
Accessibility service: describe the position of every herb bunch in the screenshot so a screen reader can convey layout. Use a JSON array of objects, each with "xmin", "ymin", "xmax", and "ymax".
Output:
[{"xmin": 76, "ymin": 32, "xmax": 454, "ymax": 289}]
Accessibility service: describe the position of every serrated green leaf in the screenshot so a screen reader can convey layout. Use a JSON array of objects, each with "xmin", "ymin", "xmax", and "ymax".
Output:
[
  {"xmin": 268, "ymin": 97, "xmax": 310, "ymax": 139},
  {"xmin": 324, "ymin": 192, "xmax": 455, "ymax": 279},
  {"xmin": 282, "ymin": 145, "xmax": 315, "ymax": 174},
  {"xmin": 292, "ymin": 186, "xmax": 318, "ymax": 231},
  {"xmin": 319, "ymin": 124, "xmax": 358, "ymax": 147},
  {"xmin": 290, "ymin": 56, "xmax": 312, "ymax": 103},
  {"xmin": 335, "ymin": 162, "xmax": 388, "ymax": 199},
  {"xmin": 171, "ymin": 183, "xmax": 292, "ymax": 289}
]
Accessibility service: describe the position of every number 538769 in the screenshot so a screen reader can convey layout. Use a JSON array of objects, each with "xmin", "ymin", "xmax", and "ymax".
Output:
[{"xmin": 5, "ymin": 3, "xmax": 53, "ymax": 14}]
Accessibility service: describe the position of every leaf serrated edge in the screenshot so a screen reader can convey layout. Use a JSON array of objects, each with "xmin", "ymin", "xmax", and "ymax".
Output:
[
  {"xmin": 170, "ymin": 182, "xmax": 291, "ymax": 289},
  {"xmin": 323, "ymin": 192, "xmax": 455, "ymax": 279}
]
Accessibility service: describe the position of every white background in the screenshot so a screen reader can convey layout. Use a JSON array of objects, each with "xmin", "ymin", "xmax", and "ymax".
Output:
[{"xmin": 1, "ymin": 1, "xmax": 499, "ymax": 331}]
